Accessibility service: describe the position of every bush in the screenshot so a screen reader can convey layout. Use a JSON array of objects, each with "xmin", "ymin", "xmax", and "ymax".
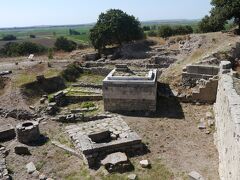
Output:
[
  {"xmin": 2, "ymin": 34, "xmax": 17, "ymax": 41},
  {"xmin": 61, "ymin": 63, "xmax": 83, "ymax": 82},
  {"xmin": 147, "ymin": 30, "xmax": 158, "ymax": 37},
  {"xmin": 19, "ymin": 42, "xmax": 46, "ymax": 55},
  {"xmin": 0, "ymin": 41, "xmax": 47, "ymax": 57},
  {"xmin": 173, "ymin": 25, "xmax": 193, "ymax": 35},
  {"xmin": 48, "ymin": 48, "xmax": 54, "ymax": 59},
  {"xmin": 158, "ymin": 25, "xmax": 174, "ymax": 38},
  {"xmin": 55, "ymin": 36, "xmax": 77, "ymax": 52},
  {"xmin": 143, "ymin": 26, "xmax": 151, "ymax": 31},
  {"xmin": 29, "ymin": 34, "xmax": 36, "ymax": 38}
]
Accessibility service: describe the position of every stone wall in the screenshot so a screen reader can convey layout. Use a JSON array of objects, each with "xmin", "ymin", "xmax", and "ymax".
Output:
[
  {"xmin": 182, "ymin": 64, "xmax": 219, "ymax": 86},
  {"xmin": 214, "ymin": 67, "xmax": 240, "ymax": 179},
  {"xmin": 103, "ymin": 84, "xmax": 157, "ymax": 112},
  {"xmin": 190, "ymin": 77, "xmax": 218, "ymax": 104}
]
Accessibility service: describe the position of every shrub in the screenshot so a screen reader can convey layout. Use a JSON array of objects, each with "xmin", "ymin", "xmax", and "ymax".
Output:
[
  {"xmin": 147, "ymin": 30, "xmax": 158, "ymax": 37},
  {"xmin": 48, "ymin": 48, "xmax": 54, "ymax": 59},
  {"xmin": 55, "ymin": 36, "xmax": 77, "ymax": 52},
  {"xmin": 61, "ymin": 63, "xmax": 83, "ymax": 82},
  {"xmin": 30, "ymin": 34, "xmax": 36, "ymax": 38},
  {"xmin": 19, "ymin": 42, "xmax": 46, "ymax": 55},
  {"xmin": 158, "ymin": 25, "xmax": 174, "ymax": 38},
  {"xmin": 143, "ymin": 26, "xmax": 151, "ymax": 31},
  {"xmin": 2, "ymin": 34, "xmax": 17, "ymax": 41},
  {"xmin": 0, "ymin": 41, "xmax": 47, "ymax": 57}
]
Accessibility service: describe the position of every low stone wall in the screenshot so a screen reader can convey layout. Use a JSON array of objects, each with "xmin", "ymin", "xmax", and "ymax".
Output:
[
  {"xmin": 82, "ymin": 67, "xmax": 112, "ymax": 76},
  {"xmin": 182, "ymin": 64, "xmax": 219, "ymax": 86},
  {"xmin": 214, "ymin": 72, "xmax": 240, "ymax": 179}
]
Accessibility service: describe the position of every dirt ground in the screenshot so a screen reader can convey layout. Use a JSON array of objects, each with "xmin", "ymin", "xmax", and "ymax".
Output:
[{"xmin": 124, "ymin": 103, "xmax": 219, "ymax": 180}]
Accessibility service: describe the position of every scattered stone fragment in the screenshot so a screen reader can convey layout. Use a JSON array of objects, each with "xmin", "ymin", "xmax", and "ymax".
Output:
[
  {"xmin": 206, "ymin": 112, "xmax": 213, "ymax": 119},
  {"xmin": 32, "ymin": 170, "xmax": 40, "ymax": 178},
  {"xmin": 128, "ymin": 174, "xmax": 137, "ymax": 180},
  {"xmin": 101, "ymin": 152, "xmax": 132, "ymax": 173},
  {"xmin": 139, "ymin": 160, "xmax": 150, "ymax": 168},
  {"xmin": 40, "ymin": 98, "xmax": 46, "ymax": 104},
  {"xmin": 39, "ymin": 174, "xmax": 47, "ymax": 180},
  {"xmin": 198, "ymin": 122, "xmax": 206, "ymax": 130},
  {"xmin": 26, "ymin": 162, "xmax": 36, "ymax": 174},
  {"xmin": 14, "ymin": 145, "xmax": 31, "ymax": 155},
  {"xmin": 188, "ymin": 171, "xmax": 204, "ymax": 180}
]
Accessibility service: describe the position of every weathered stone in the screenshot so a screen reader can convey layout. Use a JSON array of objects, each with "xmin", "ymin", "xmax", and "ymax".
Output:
[
  {"xmin": 188, "ymin": 171, "xmax": 204, "ymax": 180},
  {"xmin": 40, "ymin": 98, "xmax": 46, "ymax": 104},
  {"xmin": 14, "ymin": 145, "xmax": 31, "ymax": 155},
  {"xmin": 26, "ymin": 162, "xmax": 36, "ymax": 174},
  {"xmin": 128, "ymin": 174, "xmax": 137, "ymax": 180},
  {"xmin": 198, "ymin": 122, "xmax": 206, "ymax": 130},
  {"xmin": 101, "ymin": 152, "xmax": 128, "ymax": 166},
  {"xmin": 139, "ymin": 160, "xmax": 150, "ymax": 168},
  {"xmin": 16, "ymin": 121, "xmax": 40, "ymax": 144},
  {"xmin": 39, "ymin": 174, "xmax": 47, "ymax": 180},
  {"xmin": 103, "ymin": 68, "xmax": 158, "ymax": 112}
]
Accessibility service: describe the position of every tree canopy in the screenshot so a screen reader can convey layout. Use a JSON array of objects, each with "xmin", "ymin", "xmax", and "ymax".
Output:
[
  {"xmin": 199, "ymin": 0, "xmax": 240, "ymax": 33},
  {"xmin": 89, "ymin": 9, "xmax": 144, "ymax": 53}
]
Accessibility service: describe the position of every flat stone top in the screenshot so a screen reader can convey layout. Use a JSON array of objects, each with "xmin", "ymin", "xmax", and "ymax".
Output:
[
  {"xmin": 66, "ymin": 116, "xmax": 142, "ymax": 154},
  {"xmin": 65, "ymin": 116, "xmax": 131, "ymax": 137},
  {"xmin": 103, "ymin": 69, "xmax": 158, "ymax": 85},
  {"xmin": 101, "ymin": 152, "xmax": 128, "ymax": 165}
]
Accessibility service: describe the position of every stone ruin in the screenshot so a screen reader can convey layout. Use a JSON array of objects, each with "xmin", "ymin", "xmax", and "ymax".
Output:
[
  {"xmin": 182, "ymin": 64, "xmax": 219, "ymax": 87},
  {"xmin": 103, "ymin": 64, "xmax": 158, "ymax": 112},
  {"xmin": 16, "ymin": 121, "xmax": 40, "ymax": 144},
  {"xmin": 65, "ymin": 116, "xmax": 144, "ymax": 168}
]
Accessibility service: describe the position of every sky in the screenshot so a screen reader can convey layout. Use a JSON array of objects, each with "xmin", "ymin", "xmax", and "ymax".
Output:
[{"xmin": 0, "ymin": 0, "xmax": 212, "ymax": 28}]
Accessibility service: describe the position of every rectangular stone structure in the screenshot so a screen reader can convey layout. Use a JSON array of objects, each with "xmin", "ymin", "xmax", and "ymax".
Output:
[
  {"xmin": 102, "ymin": 68, "xmax": 158, "ymax": 112},
  {"xmin": 65, "ymin": 117, "xmax": 144, "ymax": 168}
]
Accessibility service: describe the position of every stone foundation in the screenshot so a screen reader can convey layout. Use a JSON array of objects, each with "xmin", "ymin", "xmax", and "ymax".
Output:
[
  {"xmin": 103, "ymin": 67, "xmax": 158, "ymax": 112},
  {"xmin": 182, "ymin": 64, "xmax": 219, "ymax": 86},
  {"xmin": 65, "ymin": 116, "xmax": 143, "ymax": 168}
]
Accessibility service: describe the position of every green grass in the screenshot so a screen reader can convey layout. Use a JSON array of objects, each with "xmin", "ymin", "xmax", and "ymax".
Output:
[
  {"xmin": 77, "ymin": 72, "xmax": 105, "ymax": 85},
  {"xmin": 14, "ymin": 69, "xmax": 60, "ymax": 87}
]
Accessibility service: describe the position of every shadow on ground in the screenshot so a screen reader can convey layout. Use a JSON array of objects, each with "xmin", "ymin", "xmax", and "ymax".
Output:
[{"xmin": 116, "ymin": 82, "xmax": 185, "ymax": 119}]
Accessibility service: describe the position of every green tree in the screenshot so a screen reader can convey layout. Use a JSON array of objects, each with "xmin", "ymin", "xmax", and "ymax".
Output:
[
  {"xmin": 198, "ymin": 0, "xmax": 240, "ymax": 33},
  {"xmin": 89, "ymin": 9, "xmax": 144, "ymax": 53},
  {"xmin": 198, "ymin": 15, "xmax": 225, "ymax": 33},
  {"xmin": 55, "ymin": 36, "xmax": 77, "ymax": 52},
  {"xmin": 211, "ymin": 0, "xmax": 240, "ymax": 31}
]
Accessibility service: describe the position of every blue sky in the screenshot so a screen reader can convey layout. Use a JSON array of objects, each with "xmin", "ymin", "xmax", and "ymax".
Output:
[{"xmin": 0, "ymin": 0, "xmax": 212, "ymax": 28}]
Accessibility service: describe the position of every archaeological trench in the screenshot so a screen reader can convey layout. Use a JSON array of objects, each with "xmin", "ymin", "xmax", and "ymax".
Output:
[{"xmin": 0, "ymin": 36, "xmax": 240, "ymax": 179}]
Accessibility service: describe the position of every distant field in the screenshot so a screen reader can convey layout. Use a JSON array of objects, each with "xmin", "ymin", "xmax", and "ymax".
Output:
[
  {"xmin": 0, "ymin": 20, "xmax": 201, "ymax": 49},
  {"xmin": 0, "ymin": 25, "xmax": 93, "ymax": 48}
]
